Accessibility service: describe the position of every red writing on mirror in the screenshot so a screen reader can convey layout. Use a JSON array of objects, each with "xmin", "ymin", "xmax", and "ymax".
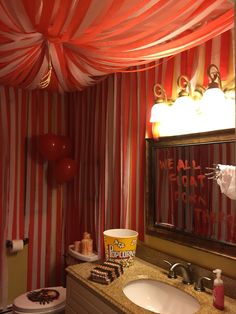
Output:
[
  {"xmin": 159, "ymin": 158, "xmax": 201, "ymax": 171},
  {"xmin": 174, "ymin": 192, "xmax": 207, "ymax": 206},
  {"xmin": 159, "ymin": 158, "xmax": 207, "ymax": 209},
  {"xmin": 193, "ymin": 208, "xmax": 236, "ymax": 241},
  {"xmin": 169, "ymin": 173, "xmax": 205, "ymax": 187}
]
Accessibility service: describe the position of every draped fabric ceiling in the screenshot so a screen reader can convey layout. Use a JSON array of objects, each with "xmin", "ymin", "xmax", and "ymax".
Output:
[{"xmin": 0, "ymin": 0, "xmax": 233, "ymax": 92}]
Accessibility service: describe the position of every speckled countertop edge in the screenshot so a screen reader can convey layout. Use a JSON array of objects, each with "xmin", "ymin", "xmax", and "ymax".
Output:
[{"xmin": 66, "ymin": 258, "xmax": 236, "ymax": 314}]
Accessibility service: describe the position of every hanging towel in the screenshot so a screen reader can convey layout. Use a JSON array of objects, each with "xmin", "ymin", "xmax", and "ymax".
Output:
[{"xmin": 216, "ymin": 165, "xmax": 236, "ymax": 200}]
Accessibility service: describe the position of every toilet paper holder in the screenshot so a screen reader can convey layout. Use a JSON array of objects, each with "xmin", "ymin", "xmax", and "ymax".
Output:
[{"xmin": 6, "ymin": 238, "xmax": 29, "ymax": 249}]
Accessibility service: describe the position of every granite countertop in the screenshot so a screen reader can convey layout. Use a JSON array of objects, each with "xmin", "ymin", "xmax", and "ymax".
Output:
[{"xmin": 66, "ymin": 257, "xmax": 236, "ymax": 314}]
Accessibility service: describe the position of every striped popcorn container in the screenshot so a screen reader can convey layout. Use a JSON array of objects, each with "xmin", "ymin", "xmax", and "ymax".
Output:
[{"xmin": 103, "ymin": 229, "xmax": 138, "ymax": 267}]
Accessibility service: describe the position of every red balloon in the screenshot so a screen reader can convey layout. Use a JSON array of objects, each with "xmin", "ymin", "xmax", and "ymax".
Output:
[
  {"xmin": 59, "ymin": 136, "xmax": 72, "ymax": 158},
  {"xmin": 38, "ymin": 133, "xmax": 61, "ymax": 161},
  {"xmin": 54, "ymin": 158, "xmax": 76, "ymax": 183}
]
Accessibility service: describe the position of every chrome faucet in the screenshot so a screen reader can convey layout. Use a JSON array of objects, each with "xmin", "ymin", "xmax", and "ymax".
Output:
[
  {"xmin": 169, "ymin": 262, "xmax": 193, "ymax": 285},
  {"xmin": 163, "ymin": 260, "xmax": 177, "ymax": 279},
  {"xmin": 194, "ymin": 276, "xmax": 211, "ymax": 292}
]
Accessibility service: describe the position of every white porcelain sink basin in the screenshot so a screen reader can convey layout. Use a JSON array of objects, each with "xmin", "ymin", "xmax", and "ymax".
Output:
[{"xmin": 123, "ymin": 279, "xmax": 200, "ymax": 314}]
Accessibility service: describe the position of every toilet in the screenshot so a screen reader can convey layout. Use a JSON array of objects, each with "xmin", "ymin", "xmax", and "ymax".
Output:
[{"xmin": 13, "ymin": 286, "xmax": 66, "ymax": 314}]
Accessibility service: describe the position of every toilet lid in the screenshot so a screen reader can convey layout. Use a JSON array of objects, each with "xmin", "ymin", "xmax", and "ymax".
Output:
[{"xmin": 13, "ymin": 286, "xmax": 66, "ymax": 313}]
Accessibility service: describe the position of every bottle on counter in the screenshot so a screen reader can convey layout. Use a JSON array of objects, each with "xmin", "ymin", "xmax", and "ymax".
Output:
[
  {"xmin": 81, "ymin": 232, "xmax": 93, "ymax": 256},
  {"xmin": 213, "ymin": 269, "xmax": 224, "ymax": 310}
]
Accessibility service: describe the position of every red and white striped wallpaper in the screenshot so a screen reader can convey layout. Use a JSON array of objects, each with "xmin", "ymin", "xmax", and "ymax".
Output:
[
  {"xmin": 0, "ymin": 29, "xmax": 234, "ymax": 307},
  {"xmin": 0, "ymin": 89, "xmax": 69, "ymax": 305}
]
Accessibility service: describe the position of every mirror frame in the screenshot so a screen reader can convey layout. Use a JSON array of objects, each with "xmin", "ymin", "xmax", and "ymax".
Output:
[{"xmin": 146, "ymin": 128, "xmax": 236, "ymax": 260}]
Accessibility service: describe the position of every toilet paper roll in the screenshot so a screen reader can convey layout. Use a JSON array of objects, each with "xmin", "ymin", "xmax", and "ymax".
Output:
[{"xmin": 9, "ymin": 239, "xmax": 24, "ymax": 253}]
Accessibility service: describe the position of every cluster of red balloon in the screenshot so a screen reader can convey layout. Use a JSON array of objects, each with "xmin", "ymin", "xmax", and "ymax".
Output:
[{"xmin": 39, "ymin": 133, "xmax": 76, "ymax": 183}]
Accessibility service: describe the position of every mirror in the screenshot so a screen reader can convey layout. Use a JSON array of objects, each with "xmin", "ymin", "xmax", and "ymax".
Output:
[{"xmin": 146, "ymin": 129, "xmax": 236, "ymax": 259}]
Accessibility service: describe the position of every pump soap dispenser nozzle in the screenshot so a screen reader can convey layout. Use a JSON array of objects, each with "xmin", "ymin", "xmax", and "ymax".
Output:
[{"xmin": 213, "ymin": 269, "xmax": 223, "ymax": 282}]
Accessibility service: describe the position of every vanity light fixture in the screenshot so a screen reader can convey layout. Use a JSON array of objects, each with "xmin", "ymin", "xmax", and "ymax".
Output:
[
  {"xmin": 150, "ymin": 83, "xmax": 169, "ymax": 122},
  {"xmin": 199, "ymin": 64, "xmax": 229, "ymax": 132},
  {"xmin": 170, "ymin": 75, "xmax": 196, "ymax": 135},
  {"xmin": 202, "ymin": 64, "xmax": 224, "ymax": 102},
  {"xmin": 149, "ymin": 64, "xmax": 235, "ymax": 138},
  {"xmin": 201, "ymin": 64, "xmax": 225, "ymax": 107},
  {"xmin": 173, "ymin": 75, "xmax": 193, "ymax": 106},
  {"xmin": 150, "ymin": 83, "xmax": 170, "ymax": 139}
]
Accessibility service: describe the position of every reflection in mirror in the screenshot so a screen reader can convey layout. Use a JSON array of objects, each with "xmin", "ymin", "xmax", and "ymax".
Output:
[{"xmin": 146, "ymin": 129, "xmax": 236, "ymax": 259}]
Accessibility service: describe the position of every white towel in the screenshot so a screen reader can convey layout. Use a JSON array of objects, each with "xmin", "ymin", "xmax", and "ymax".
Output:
[{"xmin": 216, "ymin": 164, "xmax": 236, "ymax": 200}]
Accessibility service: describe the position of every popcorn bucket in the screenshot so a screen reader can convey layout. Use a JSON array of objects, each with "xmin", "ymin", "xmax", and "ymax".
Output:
[{"xmin": 103, "ymin": 229, "xmax": 138, "ymax": 267}]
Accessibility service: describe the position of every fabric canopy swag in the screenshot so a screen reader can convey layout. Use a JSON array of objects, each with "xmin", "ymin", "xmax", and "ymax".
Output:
[{"xmin": 0, "ymin": 0, "xmax": 233, "ymax": 92}]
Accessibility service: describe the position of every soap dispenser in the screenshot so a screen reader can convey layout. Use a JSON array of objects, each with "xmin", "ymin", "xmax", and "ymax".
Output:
[{"xmin": 213, "ymin": 269, "xmax": 224, "ymax": 310}]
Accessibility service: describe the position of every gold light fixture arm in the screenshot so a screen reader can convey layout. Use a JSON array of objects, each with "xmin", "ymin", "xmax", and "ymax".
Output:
[
  {"xmin": 177, "ymin": 75, "xmax": 192, "ymax": 97},
  {"xmin": 153, "ymin": 83, "xmax": 167, "ymax": 103},
  {"xmin": 207, "ymin": 64, "xmax": 222, "ymax": 89}
]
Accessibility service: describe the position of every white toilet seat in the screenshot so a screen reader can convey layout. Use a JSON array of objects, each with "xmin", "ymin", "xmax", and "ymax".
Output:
[{"xmin": 13, "ymin": 286, "xmax": 66, "ymax": 314}]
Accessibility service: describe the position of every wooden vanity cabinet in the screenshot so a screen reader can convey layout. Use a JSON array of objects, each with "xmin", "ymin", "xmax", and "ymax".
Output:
[{"xmin": 65, "ymin": 274, "xmax": 120, "ymax": 314}]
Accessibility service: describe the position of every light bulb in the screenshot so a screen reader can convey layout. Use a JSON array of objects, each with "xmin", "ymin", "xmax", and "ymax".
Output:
[{"xmin": 150, "ymin": 103, "xmax": 169, "ymax": 123}]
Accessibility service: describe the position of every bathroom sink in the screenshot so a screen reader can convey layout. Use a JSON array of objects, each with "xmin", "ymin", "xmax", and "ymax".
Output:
[{"xmin": 122, "ymin": 279, "xmax": 200, "ymax": 314}]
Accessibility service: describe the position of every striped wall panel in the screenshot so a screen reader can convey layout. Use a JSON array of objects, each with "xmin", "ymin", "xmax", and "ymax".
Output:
[{"xmin": 0, "ymin": 88, "xmax": 69, "ymax": 309}]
